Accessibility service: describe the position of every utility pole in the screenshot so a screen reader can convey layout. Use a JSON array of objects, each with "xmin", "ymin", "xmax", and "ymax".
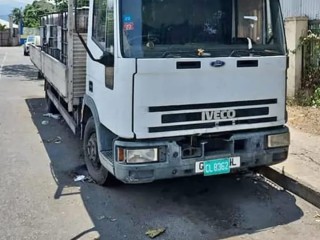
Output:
[
  {"xmin": 9, "ymin": 14, "xmax": 13, "ymax": 46},
  {"xmin": 18, "ymin": 8, "xmax": 23, "ymax": 45}
]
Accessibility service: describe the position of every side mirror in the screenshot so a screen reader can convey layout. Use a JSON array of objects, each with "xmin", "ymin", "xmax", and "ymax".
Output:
[{"xmin": 98, "ymin": 52, "xmax": 114, "ymax": 67}]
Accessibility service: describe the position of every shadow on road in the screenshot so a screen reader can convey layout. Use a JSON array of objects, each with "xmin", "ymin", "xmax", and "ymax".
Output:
[
  {"xmin": 26, "ymin": 97, "xmax": 304, "ymax": 240},
  {"xmin": 2, "ymin": 63, "xmax": 39, "ymax": 81}
]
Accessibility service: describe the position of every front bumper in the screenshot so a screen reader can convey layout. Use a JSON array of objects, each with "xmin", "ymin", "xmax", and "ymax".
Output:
[{"xmin": 113, "ymin": 127, "xmax": 289, "ymax": 183}]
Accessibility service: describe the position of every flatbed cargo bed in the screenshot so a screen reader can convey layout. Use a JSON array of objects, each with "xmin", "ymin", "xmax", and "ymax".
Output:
[{"xmin": 30, "ymin": 33, "xmax": 87, "ymax": 111}]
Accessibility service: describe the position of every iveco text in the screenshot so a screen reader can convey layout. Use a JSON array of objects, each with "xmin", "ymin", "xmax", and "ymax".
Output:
[{"xmin": 202, "ymin": 110, "xmax": 237, "ymax": 121}]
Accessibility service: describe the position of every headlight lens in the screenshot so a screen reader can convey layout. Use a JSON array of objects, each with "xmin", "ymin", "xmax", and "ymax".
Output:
[
  {"xmin": 118, "ymin": 148, "xmax": 159, "ymax": 164},
  {"xmin": 267, "ymin": 132, "xmax": 290, "ymax": 148}
]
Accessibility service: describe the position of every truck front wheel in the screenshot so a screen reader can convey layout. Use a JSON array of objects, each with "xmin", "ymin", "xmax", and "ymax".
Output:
[{"xmin": 83, "ymin": 117, "xmax": 114, "ymax": 186}]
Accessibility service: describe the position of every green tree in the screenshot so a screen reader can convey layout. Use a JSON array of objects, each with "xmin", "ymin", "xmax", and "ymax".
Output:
[
  {"xmin": 78, "ymin": 0, "xmax": 90, "ymax": 7},
  {"xmin": 23, "ymin": 0, "xmax": 55, "ymax": 28},
  {"xmin": 0, "ymin": 23, "xmax": 6, "ymax": 31},
  {"xmin": 54, "ymin": 0, "xmax": 89, "ymax": 12},
  {"xmin": 55, "ymin": 0, "xmax": 67, "ymax": 12},
  {"xmin": 11, "ymin": 8, "xmax": 23, "ymax": 25}
]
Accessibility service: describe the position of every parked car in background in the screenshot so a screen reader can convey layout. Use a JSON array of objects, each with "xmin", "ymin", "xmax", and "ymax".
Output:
[{"xmin": 23, "ymin": 35, "xmax": 40, "ymax": 56}]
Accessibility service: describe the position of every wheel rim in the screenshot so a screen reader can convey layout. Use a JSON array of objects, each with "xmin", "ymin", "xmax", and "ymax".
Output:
[{"xmin": 87, "ymin": 133, "xmax": 101, "ymax": 170}]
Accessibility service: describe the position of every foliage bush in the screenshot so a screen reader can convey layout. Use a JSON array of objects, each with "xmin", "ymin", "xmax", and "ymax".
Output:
[
  {"xmin": 0, "ymin": 23, "xmax": 6, "ymax": 31},
  {"xmin": 311, "ymin": 87, "xmax": 320, "ymax": 107},
  {"xmin": 295, "ymin": 30, "xmax": 320, "ymax": 107},
  {"xmin": 11, "ymin": 0, "xmax": 90, "ymax": 28}
]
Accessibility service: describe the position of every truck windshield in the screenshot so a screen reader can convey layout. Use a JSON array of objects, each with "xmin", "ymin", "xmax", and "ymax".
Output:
[{"xmin": 120, "ymin": 0, "xmax": 285, "ymax": 58}]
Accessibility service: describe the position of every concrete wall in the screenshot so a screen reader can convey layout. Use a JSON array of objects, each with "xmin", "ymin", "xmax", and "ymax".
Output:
[
  {"xmin": 23, "ymin": 27, "xmax": 40, "ymax": 36},
  {"xmin": 285, "ymin": 17, "xmax": 309, "ymax": 98},
  {"xmin": 0, "ymin": 29, "xmax": 19, "ymax": 46}
]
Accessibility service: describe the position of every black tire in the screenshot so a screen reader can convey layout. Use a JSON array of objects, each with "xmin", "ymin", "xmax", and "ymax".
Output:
[
  {"xmin": 24, "ymin": 51, "xmax": 27, "ymax": 56},
  {"xmin": 45, "ymin": 91, "xmax": 59, "ymax": 114},
  {"xmin": 37, "ymin": 71, "xmax": 44, "ymax": 79},
  {"xmin": 83, "ymin": 117, "xmax": 117, "ymax": 186}
]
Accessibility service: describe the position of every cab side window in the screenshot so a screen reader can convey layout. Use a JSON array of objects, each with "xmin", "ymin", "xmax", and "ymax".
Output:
[
  {"xmin": 105, "ymin": 0, "xmax": 115, "ymax": 89},
  {"xmin": 92, "ymin": 0, "xmax": 107, "ymax": 48},
  {"xmin": 92, "ymin": 0, "xmax": 115, "ymax": 89}
]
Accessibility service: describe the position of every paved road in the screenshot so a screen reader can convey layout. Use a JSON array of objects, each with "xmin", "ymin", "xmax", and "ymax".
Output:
[{"xmin": 0, "ymin": 47, "xmax": 319, "ymax": 240}]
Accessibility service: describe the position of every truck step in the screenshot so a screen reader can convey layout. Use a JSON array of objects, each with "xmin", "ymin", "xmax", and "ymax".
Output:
[{"xmin": 101, "ymin": 150, "xmax": 113, "ymax": 163}]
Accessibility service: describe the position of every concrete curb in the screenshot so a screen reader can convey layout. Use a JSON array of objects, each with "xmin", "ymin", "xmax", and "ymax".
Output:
[{"xmin": 258, "ymin": 167, "xmax": 320, "ymax": 209}]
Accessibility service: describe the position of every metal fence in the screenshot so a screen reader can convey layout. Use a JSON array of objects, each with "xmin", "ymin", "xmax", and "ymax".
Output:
[
  {"xmin": 303, "ymin": 20, "xmax": 320, "ymax": 67},
  {"xmin": 301, "ymin": 20, "xmax": 320, "ymax": 87},
  {"xmin": 41, "ymin": 11, "xmax": 68, "ymax": 63},
  {"xmin": 40, "ymin": 7, "xmax": 89, "ymax": 64},
  {"xmin": 309, "ymin": 20, "xmax": 320, "ymax": 34},
  {"xmin": 0, "ymin": 31, "xmax": 9, "ymax": 46}
]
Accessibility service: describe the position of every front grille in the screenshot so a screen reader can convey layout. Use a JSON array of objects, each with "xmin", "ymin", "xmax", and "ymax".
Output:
[
  {"xmin": 162, "ymin": 107, "xmax": 269, "ymax": 124},
  {"xmin": 149, "ymin": 99, "xmax": 277, "ymax": 112},
  {"xmin": 147, "ymin": 99, "xmax": 279, "ymax": 133},
  {"xmin": 149, "ymin": 117, "xmax": 277, "ymax": 133}
]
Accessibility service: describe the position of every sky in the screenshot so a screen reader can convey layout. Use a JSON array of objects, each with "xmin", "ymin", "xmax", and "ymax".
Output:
[
  {"xmin": 0, "ymin": 0, "xmax": 33, "ymax": 20},
  {"xmin": 0, "ymin": 0, "xmax": 57, "ymax": 20},
  {"xmin": 1, "ymin": 0, "xmax": 33, "ymax": 4}
]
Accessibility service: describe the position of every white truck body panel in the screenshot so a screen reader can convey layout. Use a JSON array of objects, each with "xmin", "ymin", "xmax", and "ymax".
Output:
[
  {"xmin": 133, "ymin": 56, "xmax": 286, "ymax": 138},
  {"xmin": 41, "ymin": 51, "xmax": 68, "ymax": 97},
  {"xmin": 86, "ymin": 59, "xmax": 136, "ymax": 138},
  {"xmin": 30, "ymin": 33, "xmax": 87, "ymax": 107},
  {"xmin": 86, "ymin": 0, "xmax": 135, "ymax": 138},
  {"xmin": 30, "ymin": 44, "xmax": 68, "ymax": 97},
  {"xmin": 29, "ymin": 45, "xmax": 42, "ymax": 70}
]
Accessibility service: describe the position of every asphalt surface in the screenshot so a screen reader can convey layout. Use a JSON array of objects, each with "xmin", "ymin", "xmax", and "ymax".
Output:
[{"xmin": 0, "ymin": 47, "xmax": 319, "ymax": 240}]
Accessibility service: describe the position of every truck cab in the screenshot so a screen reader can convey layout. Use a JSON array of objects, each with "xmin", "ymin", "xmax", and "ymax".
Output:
[
  {"xmin": 80, "ymin": 0, "xmax": 289, "ymax": 184},
  {"xmin": 30, "ymin": 0, "xmax": 289, "ymax": 185}
]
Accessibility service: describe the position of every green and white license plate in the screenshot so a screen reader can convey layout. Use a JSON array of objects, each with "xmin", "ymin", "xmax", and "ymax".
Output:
[{"xmin": 195, "ymin": 157, "xmax": 240, "ymax": 176}]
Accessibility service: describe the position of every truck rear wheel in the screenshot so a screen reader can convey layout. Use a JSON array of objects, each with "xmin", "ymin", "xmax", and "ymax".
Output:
[
  {"xmin": 45, "ymin": 91, "xmax": 59, "ymax": 114},
  {"xmin": 83, "ymin": 117, "xmax": 116, "ymax": 186}
]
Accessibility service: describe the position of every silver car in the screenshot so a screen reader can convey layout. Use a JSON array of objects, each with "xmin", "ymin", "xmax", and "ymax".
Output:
[{"xmin": 23, "ymin": 36, "xmax": 35, "ymax": 56}]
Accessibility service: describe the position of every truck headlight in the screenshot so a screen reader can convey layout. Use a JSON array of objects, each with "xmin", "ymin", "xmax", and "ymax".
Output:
[
  {"xmin": 117, "ymin": 148, "xmax": 159, "ymax": 164},
  {"xmin": 267, "ymin": 132, "xmax": 290, "ymax": 148}
]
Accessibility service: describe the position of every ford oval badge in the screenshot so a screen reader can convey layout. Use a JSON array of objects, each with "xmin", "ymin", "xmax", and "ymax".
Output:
[{"xmin": 211, "ymin": 60, "xmax": 225, "ymax": 68}]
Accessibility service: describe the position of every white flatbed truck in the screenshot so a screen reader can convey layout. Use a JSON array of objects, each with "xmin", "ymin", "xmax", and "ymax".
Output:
[{"xmin": 30, "ymin": 0, "xmax": 290, "ymax": 185}]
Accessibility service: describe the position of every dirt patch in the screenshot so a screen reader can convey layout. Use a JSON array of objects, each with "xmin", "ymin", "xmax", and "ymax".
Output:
[{"xmin": 287, "ymin": 106, "xmax": 320, "ymax": 135}]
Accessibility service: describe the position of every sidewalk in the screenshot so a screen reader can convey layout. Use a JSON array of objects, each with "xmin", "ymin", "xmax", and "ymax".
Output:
[{"xmin": 261, "ymin": 127, "xmax": 320, "ymax": 208}]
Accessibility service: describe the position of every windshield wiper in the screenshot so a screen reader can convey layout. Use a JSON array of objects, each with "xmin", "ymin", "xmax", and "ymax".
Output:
[
  {"xmin": 247, "ymin": 37, "xmax": 253, "ymax": 50},
  {"xmin": 161, "ymin": 51, "xmax": 199, "ymax": 58},
  {"xmin": 229, "ymin": 49, "xmax": 282, "ymax": 57}
]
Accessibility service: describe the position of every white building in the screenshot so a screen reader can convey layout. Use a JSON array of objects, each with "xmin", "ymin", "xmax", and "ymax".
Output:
[
  {"xmin": 0, "ymin": 18, "xmax": 19, "ymax": 46},
  {"xmin": 0, "ymin": 18, "xmax": 18, "ymax": 29}
]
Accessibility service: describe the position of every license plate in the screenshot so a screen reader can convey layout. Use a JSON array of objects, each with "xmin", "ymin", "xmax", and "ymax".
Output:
[{"xmin": 195, "ymin": 157, "xmax": 240, "ymax": 176}]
